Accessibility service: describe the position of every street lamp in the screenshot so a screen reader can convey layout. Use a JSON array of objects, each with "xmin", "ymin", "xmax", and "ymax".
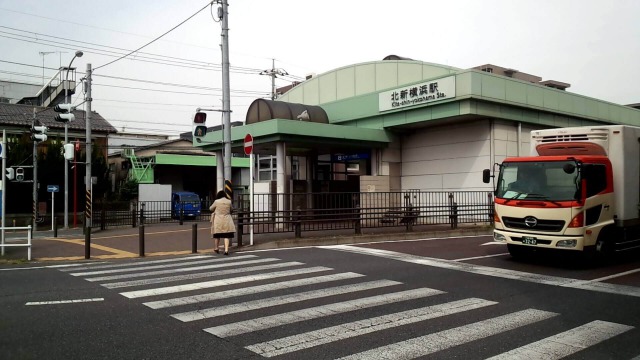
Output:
[{"xmin": 64, "ymin": 50, "xmax": 83, "ymax": 229}]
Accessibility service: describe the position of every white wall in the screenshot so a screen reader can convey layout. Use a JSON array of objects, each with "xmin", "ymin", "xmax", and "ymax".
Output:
[
  {"xmin": 401, "ymin": 120, "xmax": 492, "ymax": 191},
  {"xmin": 400, "ymin": 120, "xmax": 550, "ymax": 191}
]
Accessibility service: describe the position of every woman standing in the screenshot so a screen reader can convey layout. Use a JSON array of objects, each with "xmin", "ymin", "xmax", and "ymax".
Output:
[{"xmin": 209, "ymin": 190, "xmax": 236, "ymax": 255}]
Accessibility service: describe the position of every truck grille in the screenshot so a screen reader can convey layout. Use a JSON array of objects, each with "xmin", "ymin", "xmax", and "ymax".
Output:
[{"xmin": 502, "ymin": 216, "xmax": 565, "ymax": 232}]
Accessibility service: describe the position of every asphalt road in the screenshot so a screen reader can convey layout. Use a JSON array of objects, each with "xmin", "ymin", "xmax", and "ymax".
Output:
[{"xmin": 2, "ymin": 235, "xmax": 640, "ymax": 359}]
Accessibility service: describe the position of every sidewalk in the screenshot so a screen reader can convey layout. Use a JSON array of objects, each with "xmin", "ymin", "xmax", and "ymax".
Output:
[{"xmin": 0, "ymin": 221, "xmax": 493, "ymax": 263}]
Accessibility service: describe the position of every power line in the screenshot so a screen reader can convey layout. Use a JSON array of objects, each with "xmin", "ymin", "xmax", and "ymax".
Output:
[
  {"xmin": 93, "ymin": 83, "xmax": 269, "ymax": 98},
  {"xmin": 0, "ymin": 6, "xmax": 217, "ymax": 52},
  {"xmin": 94, "ymin": 1, "xmax": 214, "ymax": 71},
  {"xmin": 0, "ymin": 59, "xmax": 271, "ymax": 97}
]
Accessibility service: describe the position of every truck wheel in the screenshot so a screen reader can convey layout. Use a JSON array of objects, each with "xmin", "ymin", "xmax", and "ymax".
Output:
[{"xmin": 507, "ymin": 244, "xmax": 527, "ymax": 259}]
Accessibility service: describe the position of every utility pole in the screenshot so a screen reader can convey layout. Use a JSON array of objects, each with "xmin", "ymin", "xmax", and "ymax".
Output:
[
  {"xmin": 220, "ymin": 0, "xmax": 231, "ymax": 184},
  {"xmin": 260, "ymin": 59, "xmax": 289, "ymax": 100},
  {"xmin": 32, "ymin": 109, "xmax": 37, "ymax": 232},
  {"xmin": 84, "ymin": 63, "xmax": 92, "ymax": 259}
]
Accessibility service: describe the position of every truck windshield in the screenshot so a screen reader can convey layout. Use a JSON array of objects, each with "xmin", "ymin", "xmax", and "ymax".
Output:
[
  {"xmin": 180, "ymin": 194, "xmax": 200, "ymax": 202},
  {"xmin": 496, "ymin": 161, "xmax": 579, "ymax": 201}
]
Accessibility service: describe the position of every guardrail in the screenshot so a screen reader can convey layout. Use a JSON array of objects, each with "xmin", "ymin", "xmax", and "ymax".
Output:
[{"xmin": 1, "ymin": 226, "xmax": 33, "ymax": 260}]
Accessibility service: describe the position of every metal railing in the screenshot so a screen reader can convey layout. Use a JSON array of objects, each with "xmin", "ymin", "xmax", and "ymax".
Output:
[
  {"xmin": 0, "ymin": 226, "xmax": 33, "ymax": 260},
  {"xmin": 234, "ymin": 191, "xmax": 493, "ymax": 240},
  {"xmin": 89, "ymin": 191, "xmax": 494, "ymax": 239}
]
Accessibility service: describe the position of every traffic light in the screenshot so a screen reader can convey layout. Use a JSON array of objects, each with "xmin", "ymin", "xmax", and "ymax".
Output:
[
  {"xmin": 5, "ymin": 168, "xmax": 14, "ymax": 180},
  {"xmin": 15, "ymin": 167, "xmax": 24, "ymax": 181},
  {"xmin": 54, "ymin": 103, "xmax": 75, "ymax": 123},
  {"xmin": 193, "ymin": 112, "xmax": 207, "ymax": 138},
  {"xmin": 31, "ymin": 125, "xmax": 48, "ymax": 142},
  {"xmin": 63, "ymin": 143, "xmax": 75, "ymax": 160}
]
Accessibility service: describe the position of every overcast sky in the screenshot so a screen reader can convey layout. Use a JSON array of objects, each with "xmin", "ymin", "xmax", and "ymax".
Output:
[{"xmin": 1, "ymin": 0, "xmax": 638, "ymax": 137}]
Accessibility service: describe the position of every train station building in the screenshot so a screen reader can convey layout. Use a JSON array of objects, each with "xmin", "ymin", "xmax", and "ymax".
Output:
[{"xmin": 195, "ymin": 56, "xmax": 640, "ymax": 209}]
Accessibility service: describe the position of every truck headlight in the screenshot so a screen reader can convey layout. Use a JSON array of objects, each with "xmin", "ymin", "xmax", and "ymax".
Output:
[
  {"xmin": 556, "ymin": 239, "xmax": 577, "ymax": 248},
  {"xmin": 494, "ymin": 232, "xmax": 506, "ymax": 241}
]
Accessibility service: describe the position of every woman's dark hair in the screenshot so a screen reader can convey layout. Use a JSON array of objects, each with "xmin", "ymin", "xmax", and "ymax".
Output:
[{"xmin": 215, "ymin": 190, "xmax": 226, "ymax": 200}]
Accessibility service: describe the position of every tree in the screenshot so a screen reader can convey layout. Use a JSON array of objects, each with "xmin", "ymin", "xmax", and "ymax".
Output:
[{"xmin": 118, "ymin": 178, "xmax": 139, "ymax": 201}]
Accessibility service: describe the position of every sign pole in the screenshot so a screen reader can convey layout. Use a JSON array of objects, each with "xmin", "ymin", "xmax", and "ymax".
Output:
[
  {"xmin": 51, "ymin": 191, "xmax": 55, "ymax": 231},
  {"xmin": 249, "ymin": 153, "xmax": 254, "ymax": 246},
  {"xmin": 1, "ymin": 129, "xmax": 6, "ymax": 255},
  {"xmin": 244, "ymin": 133, "xmax": 254, "ymax": 246}
]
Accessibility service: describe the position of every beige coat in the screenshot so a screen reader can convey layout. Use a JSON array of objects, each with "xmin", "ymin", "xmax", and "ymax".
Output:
[{"xmin": 209, "ymin": 198, "xmax": 236, "ymax": 235}]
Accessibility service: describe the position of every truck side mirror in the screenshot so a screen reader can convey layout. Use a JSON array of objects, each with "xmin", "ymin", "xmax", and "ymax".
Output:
[{"xmin": 482, "ymin": 169, "xmax": 491, "ymax": 183}]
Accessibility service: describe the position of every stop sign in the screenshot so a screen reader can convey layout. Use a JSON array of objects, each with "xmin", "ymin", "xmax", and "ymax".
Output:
[{"xmin": 244, "ymin": 133, "xmax": 253, "ymax": 155}]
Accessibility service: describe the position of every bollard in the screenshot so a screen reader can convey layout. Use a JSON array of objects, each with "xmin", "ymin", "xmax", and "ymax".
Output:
[
  {"xmin": 192, "ymin": 223, "xmax": 197, "ymax": 253},
  {"xmin": 101, "ymin": 204, "xmax": 106, "ymax": 231},
  {"xmin": 139, "ymin": 224, "xmax": 145, "ymax": 257},
  {"xmin": 179, "ymin": 205, "xmax": 184, "ymax": 225},
  {"xmin": 140, "ymin": 203, "xmax": 145, "ymax": 226},
  {"xmin": 294, "ymin": 209, "xmax": 302, "ymax": 238},
  {"xmin": 450, "ymin": 202, "xmax": 459, "ymax": 229},
  {"xmin": 53, "ymin": 217, "xmax": 58, "ymax": 238},
  {"xmin": 236, "ymin": 211, "xmax": 243, "ymax": 247},
  {"xmin": 132, "ymin": 208, "xmax": 137, "ymax": 228}
]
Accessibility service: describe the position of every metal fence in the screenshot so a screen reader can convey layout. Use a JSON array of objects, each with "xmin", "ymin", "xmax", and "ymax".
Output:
[
  {"xmin": 234, "ymin": 191, "xmax": 493, "ymax": 238},
  {"xmin": 91, "ymin": 191, "xmax": 494, "ymax": 239}
]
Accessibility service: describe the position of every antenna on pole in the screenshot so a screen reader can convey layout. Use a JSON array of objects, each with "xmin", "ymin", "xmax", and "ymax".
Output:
[{"xmin": 260, "ymin": 59, "xmax": 289, "ymax": 100}]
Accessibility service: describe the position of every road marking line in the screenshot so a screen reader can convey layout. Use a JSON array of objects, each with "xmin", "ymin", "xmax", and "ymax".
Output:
[
  {"xmin": 203, "ymin": 288, "xmax": 445, "ymax": 337},
  {"xmin": 172, "ymin": 280, "xmax": 401, "ymax": 322},
  {"xmin": 327, "ymin": 245, "xmax": 640, "ymax": 298},
  {"xmin": 38, "ymin": 238, "xmax": 137, "ymax": 257},
  {"xmin": 102, "ymin": 262, "xmax": 306, "ymax": 289},
  {"xmin": 337, "ymin": 309, "xmax": 557, "ymax": 360},
  {"xmin": 25, "ymin": 298, "xmax": 104, "ymax": 305},
  {"xmin": 486, "ymin": 320, "xmax": 634, "ymax": 360},
  {"xmin": 69, "ymin": 256, "xmax": 255, "ymax": 276},
  {"xmin": 144, "ymin": 272, "xmax": 366, "ymax": 309},
  {"xmin": 60, "ymin": 255, "xmax": 213, "ymax": 271},
  {"xmin": 481, "ymin": 241, "xmax": 507, "ymax": 246},
  {"xmin": 119, "ymin": 266, "xmax": 332, "ymax": 298},
  {"xmin": 0, "ymin": 263, "xmax": 105, "ymax": 271},
  {"xmin": 453, "ymin": 253, "xmax": 510, "ymax": 261},
  {"xmin": 589, "ymin": 268, "xmax": 640, "ymax": 282},
  {"xmin": 85, "ymin": 258, "xmax": 279, "ymax": 282},
  {"xmin": 246, "ymin": 297, "xmax": 497, "ymax": 357}
]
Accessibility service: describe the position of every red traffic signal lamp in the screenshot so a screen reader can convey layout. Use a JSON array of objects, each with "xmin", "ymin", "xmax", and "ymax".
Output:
[
  {"xmin": 193, "ymin": 112, "xmax": 207, "ymax": 137},
  {"xmin": 54, "ymin": 103, "xmax": 75, "ymax": 122}
]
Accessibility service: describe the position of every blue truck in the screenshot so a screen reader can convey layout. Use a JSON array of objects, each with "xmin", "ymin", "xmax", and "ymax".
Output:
[{"xmin": 171, "ymin": 191, "xmax": 202, "ymax": 219}]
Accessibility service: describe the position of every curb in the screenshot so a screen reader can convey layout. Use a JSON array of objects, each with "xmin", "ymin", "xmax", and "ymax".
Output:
[{"xmin": 235, "ymin": 227, "xmax": 494, "ymax": 251}]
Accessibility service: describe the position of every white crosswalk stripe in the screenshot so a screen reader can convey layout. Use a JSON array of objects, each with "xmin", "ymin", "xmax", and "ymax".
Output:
[
  {"xmin": 143, "ymin": 272, "xmax": 366, "ymax": 309},
  {"xmin": 246, "ymin": 297, "xmax": 498, "ymax": 357},
  {"xmin": 203, "ymin": 288, "xmax": 445, "ymax": 337},
  {"xmin": 62, "ymin": 254, "xmax": 636, "ymax": 359},
  {"xmin": 70, "ymin": 256, "xmax": 247, "ymax": 276},
  {"xmin": 171, "ymin": 279, "xmax": 401, "ymax": 322},
  {"xmin": 59, "ymin": 255, "xmax": 213, "ymax": 272},
  {"xmin": 102, "ymin": 261, "xmax": 306, "ymax": 289},
  {"xmin": 119, "ymin": 266, "xmax": 333, "ymax": 298},
  {"xmin": 84, "ymin": 257, "xmax": 280, "ymax": 282},
  {"xmin": 486, "ymin": 320, "xmax": 634, "ymax": 360},
  {"xmin": 338, "ymin": 309, "xmax": 559, "ymax": 360}
]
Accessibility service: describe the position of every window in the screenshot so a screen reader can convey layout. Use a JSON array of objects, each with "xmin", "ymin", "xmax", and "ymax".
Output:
[
  {"xmin": 482, "ymin": 67, "xmax": 493, "ymax": 73},
  {"xmin": 585, "ymin": 164, "xmax": 607, "ymax": 198},
  {"xmin": 258, "ymin": 155, "xmax": 277, "ymax": 181}
]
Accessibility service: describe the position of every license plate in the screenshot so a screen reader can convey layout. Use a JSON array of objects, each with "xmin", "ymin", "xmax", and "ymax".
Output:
[{"xmin": 522, "ymin": 236, "xmax": 537, "ymax": 245}]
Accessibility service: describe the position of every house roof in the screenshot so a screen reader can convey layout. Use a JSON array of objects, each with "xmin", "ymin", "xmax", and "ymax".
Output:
[{"xmin": 0, "ymin": 103, "xmax": 117, "ymax": 134}]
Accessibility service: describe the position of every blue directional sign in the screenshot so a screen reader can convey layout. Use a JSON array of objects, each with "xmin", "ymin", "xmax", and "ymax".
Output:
[{"xmin": 47, "ymin": 185, "xmax": 59, "ymax": 193}]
